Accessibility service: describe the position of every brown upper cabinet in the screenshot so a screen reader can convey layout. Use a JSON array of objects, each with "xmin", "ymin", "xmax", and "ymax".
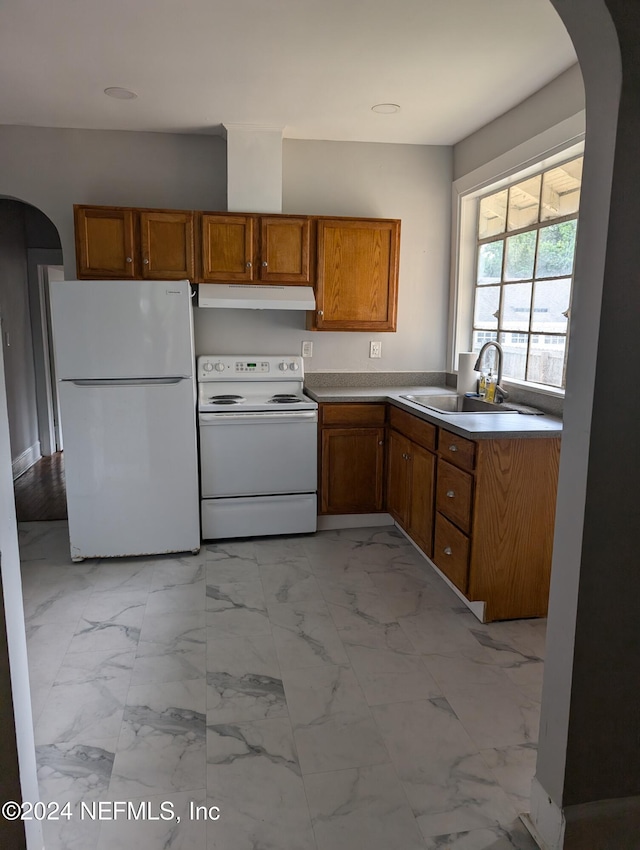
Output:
[
  {"xmin": 199, "ymin": 212, "xmax": 311, "ymax": 285},
  {"xmin": 75, "ymin": 207, "xmax": 137, "ymax": 279},
  {"xmin": 309, "ymin": 218, "xmax": 400, "ymax": 332},
  {"xmin": 260, "ymin": 217, "xmax": 311, "ymax": 283},
  {"xmin": 138, "ymin": 211, "xmax": 195, "ymax": 280},
  {"xmin": 74, "ymin": 208, "xmax": 400, "ymax": 332},
  {"xmin": 74, "ymin": 205, "xmax": 195, "ymax": 281}
]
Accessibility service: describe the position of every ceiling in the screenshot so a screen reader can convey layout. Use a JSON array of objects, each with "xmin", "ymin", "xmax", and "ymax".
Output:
[{"xmin": 0, "ymin": 0, "xmax": 576, "ymax": 145}]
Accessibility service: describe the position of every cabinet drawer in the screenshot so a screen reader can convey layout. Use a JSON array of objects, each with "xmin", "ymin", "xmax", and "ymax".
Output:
[
  {"xmin": 389, "ymin": 406, "xmax": 436, "ymax": 451},
  {"xmin": 433, "ymin": 513, "xmax": 470, "ymax": 594},
  {"xmin": 438, "ymin": 429, "xmax": 476, "ymax": 471},
  {"xmin": 436, "ymin": 460, "xmax": 473, "ymax": 533},
  {"xmin": 320, "ymin": 403, "xmax": 386, "ymax": 427}
]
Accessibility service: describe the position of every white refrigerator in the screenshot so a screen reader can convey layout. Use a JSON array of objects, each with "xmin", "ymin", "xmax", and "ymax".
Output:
[{"xmin": 49, "ymin": 279, "xmax": 200, "ymax": 561}]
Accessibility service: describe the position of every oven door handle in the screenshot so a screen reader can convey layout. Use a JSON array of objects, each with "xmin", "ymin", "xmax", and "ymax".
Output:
[{"xmin": 198, "ymin": 410, "xmax": 318, "ymax": 425}]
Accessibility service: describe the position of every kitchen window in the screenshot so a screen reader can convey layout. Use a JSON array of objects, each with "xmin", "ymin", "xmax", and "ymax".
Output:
[{"xmin": 471, "ymin": 156, "xmax": 583, "ymax": 388}]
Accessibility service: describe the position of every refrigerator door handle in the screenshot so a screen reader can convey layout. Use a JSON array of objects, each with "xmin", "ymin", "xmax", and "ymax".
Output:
[{"xmin": 66, "ymin": 377, "xmax": 189, "ymax": 387}]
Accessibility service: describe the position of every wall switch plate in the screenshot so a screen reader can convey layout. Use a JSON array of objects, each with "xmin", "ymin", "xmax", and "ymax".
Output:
[
  {"xmin": 369, "ymin": 340, "xmax": 382, "ymax": 359},
  {"xmin": 301, "ymin": 340, "xmax": 313, "ymax": 358}
]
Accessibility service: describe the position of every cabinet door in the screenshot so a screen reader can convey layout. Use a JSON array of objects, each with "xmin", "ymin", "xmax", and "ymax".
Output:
[
  {"xmin": 75, "ymin": 207, "xmax": 136, "ymax": 278},
  {"xmin": 260, "ymin": 217, "xmax": 311, "ymax": 283},
  {"xmin": 313, "ymin": 219, "xmax": 399, "ymax": 331},
  {"xmin": 407, "ymin": 443, "xmax": 436, "ymax": 557},
  {"xmin": 320, "ymin": 427, "xmax": 385, "ymax": 514},
  {"xmin": 200, "ymin": 214, "xmax": 255, "ymax": 282},
  {"xmin": 140, "ymin": 211, "xmax": 195, "ymax": 280},
  {"xmin": 386, "ymin": 430, "xmax": 411, "ymax": 526}
]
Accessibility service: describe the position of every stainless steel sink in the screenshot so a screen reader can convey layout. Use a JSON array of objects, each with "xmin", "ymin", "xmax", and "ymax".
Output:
[{"xmin": 400, "ymin": 393, "xmax": 518, "ymax": 415}]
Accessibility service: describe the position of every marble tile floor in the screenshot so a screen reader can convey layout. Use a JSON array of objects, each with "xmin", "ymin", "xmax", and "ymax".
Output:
[{"xmin": 19, "ymin": 520, "xmax": 546, "ymax": 850}]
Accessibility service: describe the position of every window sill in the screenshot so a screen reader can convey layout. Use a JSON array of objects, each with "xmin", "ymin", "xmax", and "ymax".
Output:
[{"xmin": 502, "ymin": 377, "xmax": 565, "ymax": 398}]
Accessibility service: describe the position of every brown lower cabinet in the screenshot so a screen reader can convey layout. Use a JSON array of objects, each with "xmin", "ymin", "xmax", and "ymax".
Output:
[
  {"xmin": 319, "ymin": 404, "xmax": 386, "ymax": 514},
  {"xmin": 386, "ymin": 426, "xmax": 436, "ymax": 559},
  {"xmin": 319, "ymin": 401, "xmax": 561, "ymax": 621}
]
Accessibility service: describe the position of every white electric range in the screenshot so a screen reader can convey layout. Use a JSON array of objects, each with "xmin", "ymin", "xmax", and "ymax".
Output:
[{"xmin": 197, "ymin": 355, "xmax": 318, "ymax": 539}]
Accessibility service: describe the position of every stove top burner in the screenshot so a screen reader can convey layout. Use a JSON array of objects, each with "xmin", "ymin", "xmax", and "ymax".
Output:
[
  {"xmin": 209, "ymin": 394, "xmax": 245, "ymax": 405},
  {"xmin": 269, "ymin": 394, "xmax": 303, "ymax": 404}
]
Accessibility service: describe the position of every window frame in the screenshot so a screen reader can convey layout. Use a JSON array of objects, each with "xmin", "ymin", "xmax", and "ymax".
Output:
[
  {"xmin": 450, "ymin": 136, "xmax": 585, "ymax": 398},
  {"xmin": 472, "ymin": 165, "xmax": 581, "ymax": 388}
]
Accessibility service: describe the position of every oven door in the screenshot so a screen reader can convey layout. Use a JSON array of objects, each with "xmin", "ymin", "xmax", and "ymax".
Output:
[{"xmin": 199, "ymin": 409, "xmax": 318, "ymax": 498}]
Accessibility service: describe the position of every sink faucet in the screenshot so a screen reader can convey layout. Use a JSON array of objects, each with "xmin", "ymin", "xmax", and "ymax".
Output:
[{"xmin": 473, "ymin": 341, "xmax": 509, "ymax": 403}]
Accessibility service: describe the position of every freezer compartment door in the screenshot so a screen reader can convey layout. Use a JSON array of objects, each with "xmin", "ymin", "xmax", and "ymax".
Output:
[
  {"xmin": 59, "ymin": 377, "xmax": 199, "ymax": 559},
  {"xmin": 50, "ymin": 279, "xmax": 195, "ymax": 379},
  {"xmin": 201, "ymin": 494, "xmax": 317, "ymax": 540}
]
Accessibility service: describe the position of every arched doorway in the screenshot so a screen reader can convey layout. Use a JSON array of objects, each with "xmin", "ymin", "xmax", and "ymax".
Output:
[{"xmin": 0, "ymin": 198, "xmax": 66, "ymax": 520}]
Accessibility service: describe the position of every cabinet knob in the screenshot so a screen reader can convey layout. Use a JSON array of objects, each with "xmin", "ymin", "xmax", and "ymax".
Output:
[
  {"xmin": 246, "ymin": 261, "xmax": 252, "ymax": 269},
  {"xmin": 448, "ymin": 445, "xmax": 458, "ymax": 452},
  {"xmin": 262, "ymin": 261, "xmax": 268, "ymax": 267},
  {"xmin": 143, "ymin": 258, "xmax": 149, "ymax": 265},
  {"xmin": 444, "ymin": 546, "xmax": 453, "ymax": 556},
  {"xmin": 378, "ymin": 440, "xmax": 384, "ymax": 446},
  {"xmin": 317, "ymin": 310, "xmax": 324, "ymax": 317},
  {"xmin": 446, "ymin": 490, "xmax": 455, "ymax": 498},
  {"xmin": 125, "ymin": 257, "xmax": 132, "ymax": 263}
]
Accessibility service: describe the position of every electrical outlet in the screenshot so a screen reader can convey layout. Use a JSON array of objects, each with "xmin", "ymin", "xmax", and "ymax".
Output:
[
  {"xmin": 301, "ymin": 340, "xmax": 313, "ymax": 358},
  {"xmin": 370, "ymin": 340, "xmax": 382, "ymax": 359}
]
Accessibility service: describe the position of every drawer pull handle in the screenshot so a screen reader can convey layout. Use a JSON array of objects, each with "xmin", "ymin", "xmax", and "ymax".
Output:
[
  {"xmin": 444, "ymin": 546, "xmax": 453, "ymax": 556},
  {"xmin": 449, "ymin": 445, "xmax": 458, "ymax": 452},
  {"xmin": 446, "ymin": 490, "xmax": 455, "ymax": 498}
]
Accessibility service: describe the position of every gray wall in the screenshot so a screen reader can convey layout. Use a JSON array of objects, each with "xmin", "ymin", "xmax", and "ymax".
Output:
[
  {"xmin": 453, "ymin": 63, "xmax": 585, "ymax": 181},
  {"xmin": 0, "ymin": 202, "xmax": 39, "ymax": 463},
  {"xmin": 0, "ymin": 126, "xmax": 452, "ymax": 374},
  {"xmin": 0, "ymin": 125, "xmax": 228, "ymax": 279},
  {"xmin": 195, "ymin": 139, "xmax": 453, "ymax": 372}
]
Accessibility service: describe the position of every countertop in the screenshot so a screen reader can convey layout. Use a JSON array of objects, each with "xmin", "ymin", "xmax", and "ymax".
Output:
[{"xmin": 304, "ymin": 385, "xmax": 563, "ymax": 440}]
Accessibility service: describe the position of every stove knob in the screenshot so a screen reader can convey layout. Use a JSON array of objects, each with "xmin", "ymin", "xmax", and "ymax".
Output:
[
  {"xmin": 289, "ymin": 362, "xmax": 300, "ymax": 371},
  {"xmin": 203, "ymin": 362, "xmax": 214, "ymax": 372},
  {"xmin": 214, "ymin": 362, "xmax": 225, "ymax": 372},
  {"xmin": 279, "ymin": 362, "xmax": 288, "ymax": 371}
]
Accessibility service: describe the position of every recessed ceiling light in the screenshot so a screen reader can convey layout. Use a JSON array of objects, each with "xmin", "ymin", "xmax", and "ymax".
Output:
[
  {"xmin": 371, "ymin": 103, "xmax": 400, "ymax": 114},
  {"xmin": 104, "ymin": 87, "xmax": 137, "ymax": 100}
]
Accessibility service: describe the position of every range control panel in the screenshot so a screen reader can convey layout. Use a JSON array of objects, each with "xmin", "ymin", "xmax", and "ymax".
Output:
[{"xmin": 197, "ymin": 355, "xmax": 304, "ymax": 381}]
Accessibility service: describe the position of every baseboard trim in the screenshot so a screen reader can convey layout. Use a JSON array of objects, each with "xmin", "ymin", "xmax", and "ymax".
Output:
[
  {"xmin": 317, "ymin": 513, "xmax": 394, "ymax": 531},
  {"xmin": 395, "ymin": 523, "xmax": 487, "ymax": 622},
  {"xmin": 527, "ymin": 778, "xmax": 640, "ymax": 849},
  {"xmin": 12, "ymin": 442, "xmax": 41, "ymax": 481}
]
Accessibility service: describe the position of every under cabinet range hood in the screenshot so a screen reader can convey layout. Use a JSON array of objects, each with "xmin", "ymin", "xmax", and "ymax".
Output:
[{"xmin": 198, "ymin": 283, "xmax": 316, "ymax": 311}]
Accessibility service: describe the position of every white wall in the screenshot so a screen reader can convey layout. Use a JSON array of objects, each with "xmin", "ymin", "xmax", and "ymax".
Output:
[
  {"xmin": 0, "ymin": 125, "xmax": 228, "ymax": 279},
  {"xmin": 194, "ymin": 139, "xmax": 452, "ymax": 372},
  {"xmin": 0, "ymin": 202, "xmax": 39, "ymax": 463},
  {"xmin": 0, "ymin": 338, "xmax": 43, "ymax": 849},
  {"xmin": 453, "ymin": 63, "xmax": 585, "ymax": 181}
]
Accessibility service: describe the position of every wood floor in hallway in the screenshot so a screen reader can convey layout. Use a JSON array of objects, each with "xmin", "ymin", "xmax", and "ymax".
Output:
[{"xmin": 14, "ymin": 452, "xmax": 67, "ymax": 522}]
